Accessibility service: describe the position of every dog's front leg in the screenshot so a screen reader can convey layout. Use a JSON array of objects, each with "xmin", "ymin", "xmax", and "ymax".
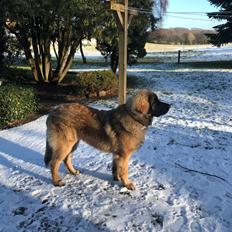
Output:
[{"xmin": 112, "ymin": 153, "xmax": 135, "ymax": 190}]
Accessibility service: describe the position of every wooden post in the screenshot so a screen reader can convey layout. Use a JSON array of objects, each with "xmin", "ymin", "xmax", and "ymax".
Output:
[
  {"xmin": 105, "ymin": 0, "xmax": 138, "ymax": 104},
  {"xmin": 118, "ymin": 0, "xmax": 128, "ymax": 104},
  {"xmin": 178, "ymin": 50, "xmax": 181, "ymax": 64}
]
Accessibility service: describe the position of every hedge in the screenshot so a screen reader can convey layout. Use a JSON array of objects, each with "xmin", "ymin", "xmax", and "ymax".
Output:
[
  {"xmin": 0, "ymin": 84, "xmax": 38, "ymax": 127},
  {"xmin": 73, "ymin": 70, "xmax": 117, "ymax": 96}
]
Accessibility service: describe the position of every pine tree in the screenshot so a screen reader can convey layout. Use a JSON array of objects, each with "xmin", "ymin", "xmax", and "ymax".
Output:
[{"xmin": 207, "ymin": 0, "xmax": 232, "ymax": 46}]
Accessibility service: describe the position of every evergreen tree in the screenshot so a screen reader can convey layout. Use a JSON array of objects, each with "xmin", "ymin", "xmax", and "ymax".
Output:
[
  {"xmin": 0, "ymin": 25, "xmax": 6, "ymax": 71},
  {"xmin": 0, "ymin": 9, "xmax": 7, "ymax": 71},
  {"xmin": 1, "ymin": 0, "xmax": 102, "ymax": 83},
  {"xmin": 95, "ymin": 0, "xmax": 168, "ymax": 73},
  {"xmin": 207, "ymin": 0, "xmax": 232, "ymax": 46}
]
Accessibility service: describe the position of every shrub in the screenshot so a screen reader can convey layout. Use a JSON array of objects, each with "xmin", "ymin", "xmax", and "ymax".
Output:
[
  {"xmin": 74, "ymin": 70, "xmax": 117, "ymax": 96},
  {"xmin": 0, "ymin": 84, "xmax": 38, "ymax": 127},
  {"xmin": 0, "ymin": 67, "xmax": 32, "ymax": 84}
]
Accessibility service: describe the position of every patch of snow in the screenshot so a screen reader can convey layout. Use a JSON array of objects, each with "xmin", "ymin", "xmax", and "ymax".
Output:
[{"xmin": 146, "ymin": 46, "xmax": 232, "ymax": 62}]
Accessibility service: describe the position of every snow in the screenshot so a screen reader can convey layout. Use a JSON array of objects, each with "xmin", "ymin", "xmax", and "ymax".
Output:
[
  {"xmin": 146, "ymin": 45, "xmax": 232, "ymax": 62},
  {"xmin": 1, "ymin": 46, "xmax": 232, "ymax": 231}
]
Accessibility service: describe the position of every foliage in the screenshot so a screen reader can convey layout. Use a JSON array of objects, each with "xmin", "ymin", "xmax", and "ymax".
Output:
[
  {"xmin": 1, "ymin": 0, "xmax": 102, "ymax": 83},
  {"xmin": 0, "ymin": 84, "xmax": 38, "ymax": 126},
  {"xmin": 95, "ymin": 13, "xmax": 119, "ymax": 72},
  {"xmin": 73, "ymin": 70, "xmax": 117, "ymax": 96},
  {"xmin": 149, "ymin": 28, "xmax": 215, "ymax": 45},
  {"xmin": 0, "ymin": 14, "xmax": 7, "ymax": 71},
  {"xmin": 95, "ymin": 0, "xmax": 167, "ymax": 73},
  {"xmin": 0, "ymin": 67, "xmax": 33, "ymax": 85},
  {"xmin": 207, "ymin": 0, "xmax": 232, "ymax": 46},
  {"xmin": 1, "ymin": 0, "xmax": 168, "ymax": 81}
]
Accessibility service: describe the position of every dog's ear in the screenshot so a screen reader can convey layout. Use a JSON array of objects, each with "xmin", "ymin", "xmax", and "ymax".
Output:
[
  {"xmin": 126, "ymin": 90, "xmax": 153, "ymax": 114},
  {"xmin": 135, "ymin": 96, "xmax": 150, "ymax": 114}
]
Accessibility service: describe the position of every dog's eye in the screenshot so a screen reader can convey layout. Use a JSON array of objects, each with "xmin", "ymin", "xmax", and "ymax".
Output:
[{"xmin": 149, "ymin": 94, "xmax": 158, "ymax": 104}]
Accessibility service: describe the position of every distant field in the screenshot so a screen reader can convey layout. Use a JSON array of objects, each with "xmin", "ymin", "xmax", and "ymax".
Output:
[
  {"xmin": 144, "ymin": 43, "xmax": 213, "ymax": 52},
  {"xmin": 80, "ymin": 42, "xmax": 215, "ymax": 54},
  {"xmin": 81, "ymin": 42, "xmax": 214, "ymax": 53},
  {"xmin": 54, "ymin": 42, "xmax": 232, "ymax": 58},
  {"xmin": 10, "ymin": 42, "xmax": 232, "ymax": 71}
]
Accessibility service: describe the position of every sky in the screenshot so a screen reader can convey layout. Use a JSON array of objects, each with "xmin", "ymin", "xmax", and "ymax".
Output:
[{"xmin": 161, "ymin": 0, "xmax": 223, "ymax": 29}]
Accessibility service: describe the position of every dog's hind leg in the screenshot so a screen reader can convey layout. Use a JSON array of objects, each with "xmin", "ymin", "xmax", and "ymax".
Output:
[
  {"xmin": 44, "ymin": 140, "xmax": 53, "ymax": 167},
  {"xmin": 112, "ymin": 155, "xmax": 121, "ymax": 181},
  {"xmin": 50, "ymin": 156, "xmax": 65, "ymax": 187},
  {"xmin": 64, "ymin": 154, "xmax": 80, "ymax": 175},
  {"xmin": 50, "ymin": 141, "xmax": 77, "ymax": 186},
  {"xmin": 64, "ymin": 142, "xmax": 80, "ymax": 175}
]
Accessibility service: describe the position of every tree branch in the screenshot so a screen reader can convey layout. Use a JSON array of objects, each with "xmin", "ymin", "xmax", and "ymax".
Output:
[{"xmin": 175, "ymin": 162, "xmax": 229, "ymax": 183}]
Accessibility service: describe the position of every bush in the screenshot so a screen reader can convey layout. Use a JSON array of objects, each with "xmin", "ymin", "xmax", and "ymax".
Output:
[
  {"xmin": 74, "ymin": 70, "xmax": 117, "ymax": 96},
  {"xmin": 0, "ymin": 84, "xmax": 38, "ymax": 127},
  {"xmin": 0, "ymin": 24, "xmax": 7, "ymax": 72}
]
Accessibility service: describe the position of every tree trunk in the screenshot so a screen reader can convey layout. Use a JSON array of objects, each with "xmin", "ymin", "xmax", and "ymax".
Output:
[
  {"xmin": 24, "ymin": 45, "xmax": 39, "ymax": 82},
  {"xmin": 57, "ymin": 55, "xmax": 74, "ymax": 83},
  {"xmin": 30, "ymin": 19, "xmax": 45, "ymax": 82},
  {"xmin": 57, "ymin": 42, "xmax": 79, "ymax": 83},
  {"xmin": 4, "ymin": 22, "xmax": 41, "ymax": 82},
  {"xmin": 42, "ymin": 37, "xmax": 52, "ymax": 82},
  {"xmin": 5, "ymin": 16, "xmax": 76, "ymax": 84},
  {"xmin": 80, "ymin": 40, "xmax": 87, "ymax": 64},
  {"xmin": 111, "ymin": 49, "xmax": 118, "ymax": 74}
]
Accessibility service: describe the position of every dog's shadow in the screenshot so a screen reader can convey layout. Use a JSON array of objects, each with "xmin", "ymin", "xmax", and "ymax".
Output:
[
  {"xmin": 0, "ymin": 137, "xmax": 50, "ymax": 183},
  {"xmin": 78, "ymin": 167, "xmax": 122, "ymax": 188},
  {"xmin": 0, "ymin": 137, "xmax": 121, "ymax": 187},
  {"xmin": 0, "ymin": 137, "xmax": 43, "ymax": 166}
]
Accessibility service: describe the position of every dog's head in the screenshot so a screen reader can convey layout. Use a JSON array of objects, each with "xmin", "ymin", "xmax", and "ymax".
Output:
[{"xmin": 127, "ymin": 89, "xmax": 170, "ymax": 117}]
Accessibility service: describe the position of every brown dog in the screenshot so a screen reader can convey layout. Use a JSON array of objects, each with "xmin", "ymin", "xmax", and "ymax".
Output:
[{"xmin": 44, "ymin": 89, "xmax": 170, "ymax": 190}]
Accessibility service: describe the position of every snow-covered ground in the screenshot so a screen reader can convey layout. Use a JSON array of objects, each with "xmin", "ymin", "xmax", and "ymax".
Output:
[
  {"xmin": 72, "ymin": 44, "xmax": 232, "ymax": 64},
  {"xmin": 70, "ymin": 45, "xmax": 232, "ymax": 72},
  {"xmin": 145, "ymin": 45, "xmax": 232, "ymax": 63},
  {"xmin": 1, "ymin": 47, "xmax": 232, "ymax": 231}
]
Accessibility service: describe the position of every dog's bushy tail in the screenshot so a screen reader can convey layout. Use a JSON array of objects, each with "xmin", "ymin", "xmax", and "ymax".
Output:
[{"xmin": 44, "ymin": 141, "xmax": 52, "ymax": 167}]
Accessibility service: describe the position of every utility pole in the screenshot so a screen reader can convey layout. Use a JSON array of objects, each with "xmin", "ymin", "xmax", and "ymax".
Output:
[{"xmin": 105, "ymin": 0, "xmax": 138, "ymax": 104}]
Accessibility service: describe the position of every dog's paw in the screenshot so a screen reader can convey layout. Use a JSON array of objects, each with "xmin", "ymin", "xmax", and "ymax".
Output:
[
  {"xmin": 71, "ymin": 169, "xmax": 80, "ymax": 175},
  {"xmin": 124, "ymin": 181, "xmax": 136, "ymax": 190},
  {"xmin": 53, "ymin": 179, "xmax": 65, "ymax": 187},
  {"xmin": 75, "ymin": 169, "xmax": 81, "ymax": 174}
]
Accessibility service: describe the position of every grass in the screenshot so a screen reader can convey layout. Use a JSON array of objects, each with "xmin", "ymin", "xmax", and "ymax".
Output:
[
  {"xmin": 182, "ymin": 61, "xmax": 232, "ymax": 69},
  {"xmin": 127, "ymin": 75, "xmax": 144, "ymax": 88},
  {"xmin": 11, "ymin": 57, "xmax": 232, "ymax": 70},
  {"xmin": 9, "ymin": 65, "xmax": 31, "ymax": 70}
]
